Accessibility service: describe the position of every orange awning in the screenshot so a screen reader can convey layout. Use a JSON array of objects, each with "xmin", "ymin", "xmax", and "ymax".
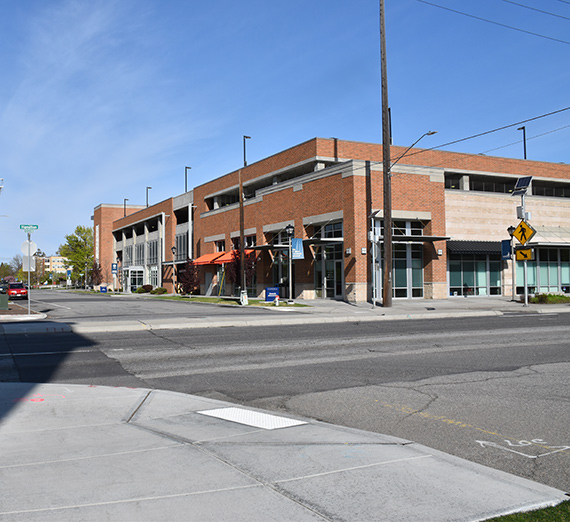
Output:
[
  {"xmin": 192, "ymin": 252, "xmax": 225, "ymax": 265},
  {"xmin": 213, "ymin": 249, "xmax": 254, "ymax": 264}
]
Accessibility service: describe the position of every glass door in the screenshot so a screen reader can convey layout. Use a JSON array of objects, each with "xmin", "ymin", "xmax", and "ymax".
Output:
[{"xmin": 318, "ymin": 244, "xmax": 344, "ymax": 299}]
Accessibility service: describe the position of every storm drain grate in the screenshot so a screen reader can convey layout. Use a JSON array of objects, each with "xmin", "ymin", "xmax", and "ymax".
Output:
[{"xmin": 197, "ymin": 407, "xmax": 307, "ymax": 430}]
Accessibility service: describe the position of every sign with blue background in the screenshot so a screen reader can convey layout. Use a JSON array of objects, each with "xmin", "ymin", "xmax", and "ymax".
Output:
[
  {"xmin": 291, "ymin": 238, "xmax": 304, "ymax": 260},
  {"xmin": 501, "ymin": 239, "xmax": 511, "ymax": 260}
]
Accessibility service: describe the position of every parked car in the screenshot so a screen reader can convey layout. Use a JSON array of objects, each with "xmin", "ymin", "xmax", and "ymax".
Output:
[
  {"xmin": 7, "ymin": 282, "xmax": 28, "ymax": 300},
  {"xmin": 0, "ymin": 282, "xmax": 7, "ymax": 294}
]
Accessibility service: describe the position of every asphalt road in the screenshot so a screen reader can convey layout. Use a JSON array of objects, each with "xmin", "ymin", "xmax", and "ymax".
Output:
[{"xmin": 3, "ymin": 291, "xmax": 570, "ymax": 493}]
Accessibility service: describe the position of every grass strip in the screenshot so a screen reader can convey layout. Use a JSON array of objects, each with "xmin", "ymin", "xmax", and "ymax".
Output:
[{"xmin": 485, "ymin": 501, "xmax": 570, "ymax": 521}]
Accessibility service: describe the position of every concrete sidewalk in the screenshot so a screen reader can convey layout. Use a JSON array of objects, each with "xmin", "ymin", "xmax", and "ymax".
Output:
[{"xmin": 0, "ymin": 382, "xmax": 567, "ymax": 522}]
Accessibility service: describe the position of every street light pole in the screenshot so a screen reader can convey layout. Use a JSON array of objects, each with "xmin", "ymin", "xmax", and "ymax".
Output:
[
  {"xmin": 378, "ymin": 131, "xmax": 436, "ymax": 307},
  {"xmin": 240, "ymin": 136, "xmax": 251, "ymax": 304},
  {"xmin": 517, "ymin": 126, "xmax": 527, "ymax": 160},
  {"xmin": 243, "ymin": 135, "xmax": 251, "ymax": 167},
  {"xmin": 285, "ymin": 224, "xmax": 294, "ymax": 304},
  {"xmin": 171, "ymin": 246, "xmax": 177, "ymax": 293},
  {"xmin": 185, "ymin": 166, "xmax": 191, "ymax": 193}
]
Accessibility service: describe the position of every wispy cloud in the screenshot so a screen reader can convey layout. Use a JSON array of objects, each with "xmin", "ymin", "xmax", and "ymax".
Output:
[{"xmin": 0, "ymin": 0, "xmax": 200, "ymax": 257}]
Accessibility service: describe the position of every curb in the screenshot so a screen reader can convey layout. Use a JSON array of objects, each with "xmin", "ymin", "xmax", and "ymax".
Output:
[
  {"xmin": 0, "ymin": 313, "xmax": 47, "ymax": 323},
  {"xmin": 0, "ymin": 321, "xmax": 71, "ymax": 335},
  {"xmin": 1, "ymin": 305, "xmax": 570, "ymax": 335},
  {"xmin": 68, "ymin": 310, "xmax": 505, "ymax": 334}
]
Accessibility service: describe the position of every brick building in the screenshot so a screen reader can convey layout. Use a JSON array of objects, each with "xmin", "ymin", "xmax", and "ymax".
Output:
[{"xmin": 93, "ymin": 138, "xmax": 570, "ymax": 301}]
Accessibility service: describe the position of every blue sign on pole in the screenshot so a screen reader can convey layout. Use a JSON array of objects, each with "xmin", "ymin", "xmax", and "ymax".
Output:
[
  {"xmin": 501, "ymin": 239, "xmax": 511, "ymax": 260},
  {"xmin": 291, "ymin": 238, "xmax": 304, "ymax": 260},
  {"xmin": 111, "ymin": 263, "xmax": 118, "ymax": 274}
]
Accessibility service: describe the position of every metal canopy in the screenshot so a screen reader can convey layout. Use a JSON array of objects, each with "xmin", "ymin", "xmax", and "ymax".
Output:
[{"xmin": 377, "ymin": 235, "xmax": 449, "ymax": 243}]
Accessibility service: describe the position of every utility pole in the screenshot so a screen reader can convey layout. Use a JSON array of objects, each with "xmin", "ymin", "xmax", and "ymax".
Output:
[{"xmin": 379, "ymin": 0, "xmax": 392, "ymax": 307}]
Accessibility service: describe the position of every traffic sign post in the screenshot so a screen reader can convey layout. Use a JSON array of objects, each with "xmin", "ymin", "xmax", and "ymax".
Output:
[
  {"xmin": 511, "ymin": 178, "xmax": 533, "ymax": 306},
  {"xmin": 20, "ymin": 227, "xmax": 39, "ymax": 315}
]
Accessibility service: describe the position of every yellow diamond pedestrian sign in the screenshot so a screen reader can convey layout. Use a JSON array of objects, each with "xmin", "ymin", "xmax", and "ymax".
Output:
[{"xmin": 513, "ymin": 219, "xmax": 536, "ymax": 246}]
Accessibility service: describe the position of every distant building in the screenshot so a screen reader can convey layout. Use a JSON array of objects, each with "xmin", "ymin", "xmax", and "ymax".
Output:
[
  {"xmin": 44, "ymin": 256, "xmax": 70, "ymax": 275},
  {"xmin": 93, "ymin": 138, "xmax": 570, "ymax": 301}
]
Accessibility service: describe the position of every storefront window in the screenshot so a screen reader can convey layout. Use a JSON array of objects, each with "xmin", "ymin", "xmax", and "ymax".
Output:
[
  {"xmin": 449, "ymin": 254, "xmax": 502, "ymax": 296},
  {"xmin": 376, "ymin": 220, "xmax": 424, "ymax": 299},
  {"xmin": 516, "ymin": 248, "xmax": 570, "ymax": 294}
]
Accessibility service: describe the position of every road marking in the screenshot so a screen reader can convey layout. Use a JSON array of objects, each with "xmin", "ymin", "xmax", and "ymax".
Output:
[
  {"xmin": 379, "ymin": 402, "xmax": 570, "ymax": 460},
  {"xmin": 477, "ymin": 440, "xmax": 570, "ymax": 459},
  {"xmin": 29, "ymin": 299, "xmax": 71, "ymax": 310},
  {"xmin": 379, "ymin": 402, "xmax": 502, "ymax": 437},
  {"xmin": 0, "ymin": 350, "xmax": 95, "ymax": 357}
]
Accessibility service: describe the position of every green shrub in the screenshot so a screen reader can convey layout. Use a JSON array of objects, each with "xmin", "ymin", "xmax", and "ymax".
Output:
[
  {"xmin": 135, "ymin": 287, "xmax": 147, "ymax": 294},
  {"xmin": 530, "ymin": 293, "xmax": 570, "ymax": 304},
  {"xmin": 150, "ymin": 287, "xmax": 167, "ymax": 295}
]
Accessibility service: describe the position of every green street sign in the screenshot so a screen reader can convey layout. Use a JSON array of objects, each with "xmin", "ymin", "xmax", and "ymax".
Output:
[{"xmin": 20, "ymin": 224, "xmax": 39, "ymax": 231}]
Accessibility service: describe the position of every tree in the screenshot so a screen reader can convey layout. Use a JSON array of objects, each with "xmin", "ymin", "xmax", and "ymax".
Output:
[
  {"xmin": 226, "ymin": 250, "xmax": 256, "ymax": 293},
  {"xmin": 92, "ymin": 261, "xmax": 103, "ymax": 286},
  {"xmin": 178, "ymin": 259, "xmax": 199, "ymax": 295},
  {"xmin": 0, "ymin": 262, "xmax": 12, "ymax": 280},
  {"xmin": 58, "ymin": 226, "xmax": 93, "ymax": 283},
  {"xmin": 10, "ymin": 254, "xmax": 22, "ymax": 274}
]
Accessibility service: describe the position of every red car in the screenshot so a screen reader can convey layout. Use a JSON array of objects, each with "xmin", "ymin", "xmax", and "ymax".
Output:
[{"xmin": 7, "ymin": 282, "xmax": 28, "ymax": 300}]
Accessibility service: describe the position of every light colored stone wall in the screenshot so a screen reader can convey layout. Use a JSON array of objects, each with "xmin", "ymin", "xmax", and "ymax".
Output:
[{"xmin": 445, "ymin": 191, "xmax": 570, "ymax": 241}]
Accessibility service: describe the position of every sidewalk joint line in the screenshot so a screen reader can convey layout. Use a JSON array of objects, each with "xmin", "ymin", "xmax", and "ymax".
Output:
[{"xmin": 274, "ymin": 454, "xmax": 433, "ymax": 483}]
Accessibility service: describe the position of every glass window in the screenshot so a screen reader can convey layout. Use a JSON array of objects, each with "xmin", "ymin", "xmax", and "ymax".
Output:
[
  {"xmin": 175, "ymin": 234, "xmax": 188, "ymax": 261},
  {"xmin": 135, "ymin": 243, "xmax": 144, "ymax": 265},
  {"xmin": 449, "ymin": 253, "xmax": 501, "ymax": 296},
  {"xmin": 147, "ymin": 240, "xmax": 158, "ymax": 265}
]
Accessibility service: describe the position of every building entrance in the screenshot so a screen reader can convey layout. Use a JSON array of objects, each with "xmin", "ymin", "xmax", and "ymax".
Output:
[{"xmin": 315, "ymin": 243, "xmax": 343, "ymax": 299}]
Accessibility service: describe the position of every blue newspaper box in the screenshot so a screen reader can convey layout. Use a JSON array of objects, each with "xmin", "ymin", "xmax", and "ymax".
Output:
[{"xmin": 265, "ymin": 287, "xmax": 279, "ymax": 302}]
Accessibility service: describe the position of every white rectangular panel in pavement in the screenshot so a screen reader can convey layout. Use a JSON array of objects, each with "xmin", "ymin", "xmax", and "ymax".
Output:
[{"xmin": 198, "ymin": 407, "xmax": 307, "ymax": 430}]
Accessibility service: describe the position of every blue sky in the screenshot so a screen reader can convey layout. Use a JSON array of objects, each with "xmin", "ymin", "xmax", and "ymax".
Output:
[{"xmin": 1, "ymin": 0, "xmax": 569, "ymax": 262}]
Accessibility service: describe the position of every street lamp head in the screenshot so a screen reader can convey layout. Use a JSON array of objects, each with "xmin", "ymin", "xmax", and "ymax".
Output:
[
  {"xmin": 507, "ymin": 225, "xmax": 516, "ymax": 236},
  {"xmin": 426, "ymin": 131, "xmax": 437, "ymax": 136},
  {"xmin": 517, "ymin": 126, "xmax": 525, "ymax": 131},
  {"xmin": 244, "ymin": 135, "xmax": 251, "ymax": 140},
  {"xmin": 171, "ymin": 246, "xmax": 177, "ymax": 255},
  {"xmin": 285, "ymin": 223, "xmax": 294, "ymax": 237}
]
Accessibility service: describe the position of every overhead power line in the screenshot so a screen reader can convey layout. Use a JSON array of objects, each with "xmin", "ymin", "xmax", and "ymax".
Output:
[
  {"xmin": 402, "ymin": 106, "xmax": 570, "ymax": 159},
  {"xmin": 416, "ymin": 0, "xmax": 570, "ymax": 45},
  {"xmin": 480, "ymin": 124, "xmax": 570, "ymax": 154},
  {"xmin": 501, "ymin": 0, "xmax": 570, "ymax": 21}
]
